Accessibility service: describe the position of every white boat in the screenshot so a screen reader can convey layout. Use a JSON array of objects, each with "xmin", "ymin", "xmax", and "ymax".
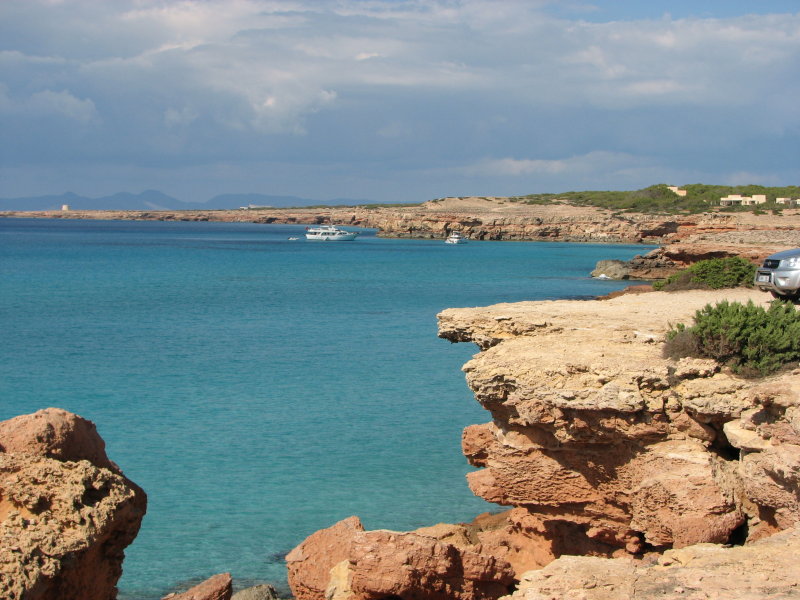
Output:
[
  {"xmin": 445, "ymin": 231, "xmax": 467, "ymax": 244},
  {"xmin": 305, "ymin": 224, "xmax": 359, "ymax": 241}
]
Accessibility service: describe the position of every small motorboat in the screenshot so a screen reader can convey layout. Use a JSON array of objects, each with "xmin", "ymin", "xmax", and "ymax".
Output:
[{"xmin": 445, "ymin": 231, "xmax": 467, "ymax": 244}]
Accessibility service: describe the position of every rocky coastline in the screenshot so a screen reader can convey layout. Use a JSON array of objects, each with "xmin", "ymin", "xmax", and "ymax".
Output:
[
  {"xmin": 4, "ymin": 198, "xmax": 800, "ymax": 280},
  {"xmin": 3, "ymin": 201, "xmax": 800, "ymax": 599},
  {"xmin": 286, "ymin": 287, "xmax": 800, "ymax": 599},
  {"xmin": 4, "ymin": 289, "xmax": 800, "ymax": 599}
]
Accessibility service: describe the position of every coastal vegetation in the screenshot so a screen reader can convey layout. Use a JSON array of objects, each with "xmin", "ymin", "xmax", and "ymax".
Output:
[
  {"xmin": 664, "ymin": 299, "xmax": 800, "ymax": 376},
  {"xmin": 511, "ymin": 184, "xmax": 800, "ymax": 215},
  {"xmin": 652, "ymin": 257, "xmax": 756, "ymax": 291}
]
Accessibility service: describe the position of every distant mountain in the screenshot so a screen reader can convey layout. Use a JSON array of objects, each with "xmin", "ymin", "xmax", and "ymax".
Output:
[
  {"xmin": 0, "ymin": 190, "xmax": 181, "ymax": 211},
  {"xmin": 0, "ymin": 191, "xmax": 377, "ymax": 211}
]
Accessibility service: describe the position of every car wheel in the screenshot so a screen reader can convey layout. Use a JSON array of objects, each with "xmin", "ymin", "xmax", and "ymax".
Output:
[{"xmin": 771, "ymin": 290, "xmax": 800, "ymax": 304}]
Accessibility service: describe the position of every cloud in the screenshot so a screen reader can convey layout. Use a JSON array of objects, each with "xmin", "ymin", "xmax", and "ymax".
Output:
[
  {"xmin": 0, "ymin": 0, "xmax": 798, "ymax": 201},
  {"xmin": 28, "ymin": 89, "xmax": 98, "ymax": 122},
  {"xmin": 0, "ymin": 82, "xmax": 98, "ymax": 123},
  {"xmin": 465, "ymin": 151, "xmax": 650, "ymax": 178}
]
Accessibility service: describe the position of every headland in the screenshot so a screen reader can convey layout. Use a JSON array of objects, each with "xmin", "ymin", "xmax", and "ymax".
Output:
[{"xmin": 4, "ymin": 196, "xmax": 800, "ymax": 281}]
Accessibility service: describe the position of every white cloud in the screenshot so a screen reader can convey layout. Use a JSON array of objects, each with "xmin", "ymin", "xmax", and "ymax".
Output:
[
  {"xmin": 1, "ymin": 0, "xmax": 798, "ymax": 200},
  {"xmin": 28, "ymin": 89, "xmax": 98, "ymax": 122},
  {"xmin": 466, "ymin": 151, "xmax": 647, "ymax": 178},
  {"xmin": 164, "ymin": 106, "xmax": 199, "ymax": 128},
  {"xmin": 0, "ymin": 87, "xmax": 99, "ymax": 123}
]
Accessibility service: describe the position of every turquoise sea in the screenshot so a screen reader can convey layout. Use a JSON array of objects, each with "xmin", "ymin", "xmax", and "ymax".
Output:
[{"xmin": 0, "ymin": 218, "xmax": 654, "ymax": 598}]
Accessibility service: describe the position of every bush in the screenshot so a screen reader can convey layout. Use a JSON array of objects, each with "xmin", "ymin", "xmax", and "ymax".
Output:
[
  {"xmin": 664, "ymin": 300, "xmax": 800, "ymax": 376},
  {"xmin": 653, "ymin": 257, "xmax": 756, "ymax": 291}
]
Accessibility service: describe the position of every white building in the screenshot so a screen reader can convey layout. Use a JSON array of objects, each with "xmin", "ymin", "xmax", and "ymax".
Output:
[
  {"xmin": 719, "ymin": 194, "xmax": 767, "ymax": 206},
  {"xmin": 667, "ymin": 186, "xmax": 687, "ymax": 197}
]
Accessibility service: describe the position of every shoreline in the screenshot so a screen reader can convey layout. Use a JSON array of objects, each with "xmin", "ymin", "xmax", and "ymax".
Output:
[
  {"xmin": 4, "ymin": 201, "xmax": 798, "ymax": 271},
  {"xmin": 3, "ymin": 213, "xmax": 796, "ymax": 596}
]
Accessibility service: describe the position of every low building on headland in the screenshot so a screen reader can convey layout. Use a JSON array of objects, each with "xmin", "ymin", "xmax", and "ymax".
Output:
[
  {"xmin": 667, "ymin": 186, "xmax": 687, "ymax": 197},
  {"xmin": 720, "ymin": 194, "xmax": 767, "ymax": 206},
  {"xmin": 776, "ymin": 197, "xmax": 798, "ymax": 206},
  {"xmin": 61, "ymin": 204, "xmax": 71, "ymax": 211}
]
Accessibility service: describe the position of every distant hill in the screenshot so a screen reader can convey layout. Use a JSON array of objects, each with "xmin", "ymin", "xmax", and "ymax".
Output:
[
  {"xmin": 0, "ymin": 191, "xmax": 377, "ymax": 211},
  {"xmin": 513, "ymin": 184, "xmax": 800, "ymax": 214}
]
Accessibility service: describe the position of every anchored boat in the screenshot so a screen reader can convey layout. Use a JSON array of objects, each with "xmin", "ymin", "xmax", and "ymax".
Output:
[
  {"xmin": 445, "ymin": 231, "xmax": 467, "ymax": 244},
  {"xmin": 305, "ymin": 225, "xmax": 359, "ymax": 241}
]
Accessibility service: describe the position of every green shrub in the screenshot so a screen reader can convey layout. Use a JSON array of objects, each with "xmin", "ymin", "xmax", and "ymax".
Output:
[
  {"xmin": 516, "ymin": 184, "xmax": 800, "ymax": 215},
  {"xmin": 664, "ymin": 300, "xmax": 800, "ymax": 376},
  {"xmin": 653, "ymin": 257, "xmax": 756, "ymax": 291}
]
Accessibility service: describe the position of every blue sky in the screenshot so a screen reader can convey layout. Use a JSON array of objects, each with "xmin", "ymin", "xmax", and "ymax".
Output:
[{"xmin": 1, "ymin": 0, "xmax": 798, "ymax": 203}]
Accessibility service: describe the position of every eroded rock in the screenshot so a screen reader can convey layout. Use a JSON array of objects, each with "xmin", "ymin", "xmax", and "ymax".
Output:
[
  {"xmin": 286, "ymin": 516, "xmax": 515, "ymax": 600},
  {"xmin": 0, "ymin": 408, "xmax": 146, "ymax": 600},
  {"xmin": 163, "ymin": 573, "xmax": 232, "ymax": 600},
  {"xmin": 289, "ymin": 288, "xmax": 800, "ymax": 600},
  {"xmin": 504, "ymin": 528, "xmax": 800, "ymax": 600}
]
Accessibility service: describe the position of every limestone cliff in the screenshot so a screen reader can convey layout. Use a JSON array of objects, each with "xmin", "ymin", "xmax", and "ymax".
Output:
[
  {"xmin": 438, "ymin": 289, "xmax": 800, "ymax": 547},
  {"xmin": 0, "ymin": 408, "xmax": 146, "ymax": 600},
  {"xmin": 288, "ymin": 288, "xmax": 800, "ymax": 600}
]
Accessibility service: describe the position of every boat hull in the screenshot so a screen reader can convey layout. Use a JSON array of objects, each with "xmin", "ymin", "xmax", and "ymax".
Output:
[{"xmin": 305, "ymin": 232, "xmax": 358, "ymax": 241}]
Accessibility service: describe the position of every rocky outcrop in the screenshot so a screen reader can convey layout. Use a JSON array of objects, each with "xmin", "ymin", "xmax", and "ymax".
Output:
[
  {"xmin": 614, "ymin": 224, "xmax": 800, "ymax": 280},
  {"xmin": 438, "ymin": 289, "xmax": 800, "ymax": 550},
  {"xmin": 590, "ymin": 260, "xmax": 631, "ymax": 280},
  {"xmin": 0, "ymin": 408, "xmax": 146, "ymax": 600},
  {"xmin": 286, "ymin": 516, "xmax": 516, "ymax": 600},
  {"xmin": 288, "ymin": 287, "xmax": 800, "ymax": 600}
]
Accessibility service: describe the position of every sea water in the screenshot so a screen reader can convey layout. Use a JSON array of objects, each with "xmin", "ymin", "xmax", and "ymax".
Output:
[{"xmin": 0, "ymin": 218, "xmax": 654, "ymax": 598}]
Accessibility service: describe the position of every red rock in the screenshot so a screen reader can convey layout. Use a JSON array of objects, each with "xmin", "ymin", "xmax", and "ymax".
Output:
[
  {"xmin": 0, "ymin": 409, "xmax": 146, "ymax": 600},
  {"xmin": 287, "ymin": 517, "xmax": 515, "ymax": 600},
  {"xmin": 286, "ymin": 516, "xmax": 364, "ymax": 600},
  {"xmin": 291, "ymin": 286, "xmax": 800, "ymax": 600},
  {"xmin": 164, "ymin": 573, "xmax": 232, "ymax": 600},
  {"xmin": 0, "ymin": 407, "xmax": 117, "ymax": 472},
  {"xmin": 504, "ymin": 528, "xmax": 800, "ymax": 600}
]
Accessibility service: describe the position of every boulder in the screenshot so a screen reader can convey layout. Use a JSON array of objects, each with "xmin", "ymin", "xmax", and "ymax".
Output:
[
  {"xmin": 231, "ymin": 583, "xmax": 279, "ymax": 600},
  {"xmin": 163, "ymin": 573, "xmax": 232, "ymax": 600},
  {"xmin": 591, "ymin": 259, "xmax": 630, "ymax": 280},
  {"xmin": 0, "ymin": 408, "xmax": 146, "ymax": 600},
  {"xmin": 287, "ymin": 517, "xmax": 515, "ymax": 600},
  {"xmin": 286, "ymin": 516, "xmax": 364, "ymax": 600}
]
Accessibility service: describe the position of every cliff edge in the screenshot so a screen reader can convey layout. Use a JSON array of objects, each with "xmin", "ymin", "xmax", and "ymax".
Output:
[{"xmin": 288, "ymin": 288, "xmax": 800, "ymax": 599}]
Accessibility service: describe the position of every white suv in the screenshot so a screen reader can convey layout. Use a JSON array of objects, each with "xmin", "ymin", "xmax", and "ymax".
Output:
[{"xmin": 754, "ymin": 248, "xmax": 800, "ymax": 302}]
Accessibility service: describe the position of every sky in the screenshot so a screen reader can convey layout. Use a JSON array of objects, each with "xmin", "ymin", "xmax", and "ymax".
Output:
[{"xmin": 1, "ymin": 0, "xmax": 798, "ymax": 204}]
